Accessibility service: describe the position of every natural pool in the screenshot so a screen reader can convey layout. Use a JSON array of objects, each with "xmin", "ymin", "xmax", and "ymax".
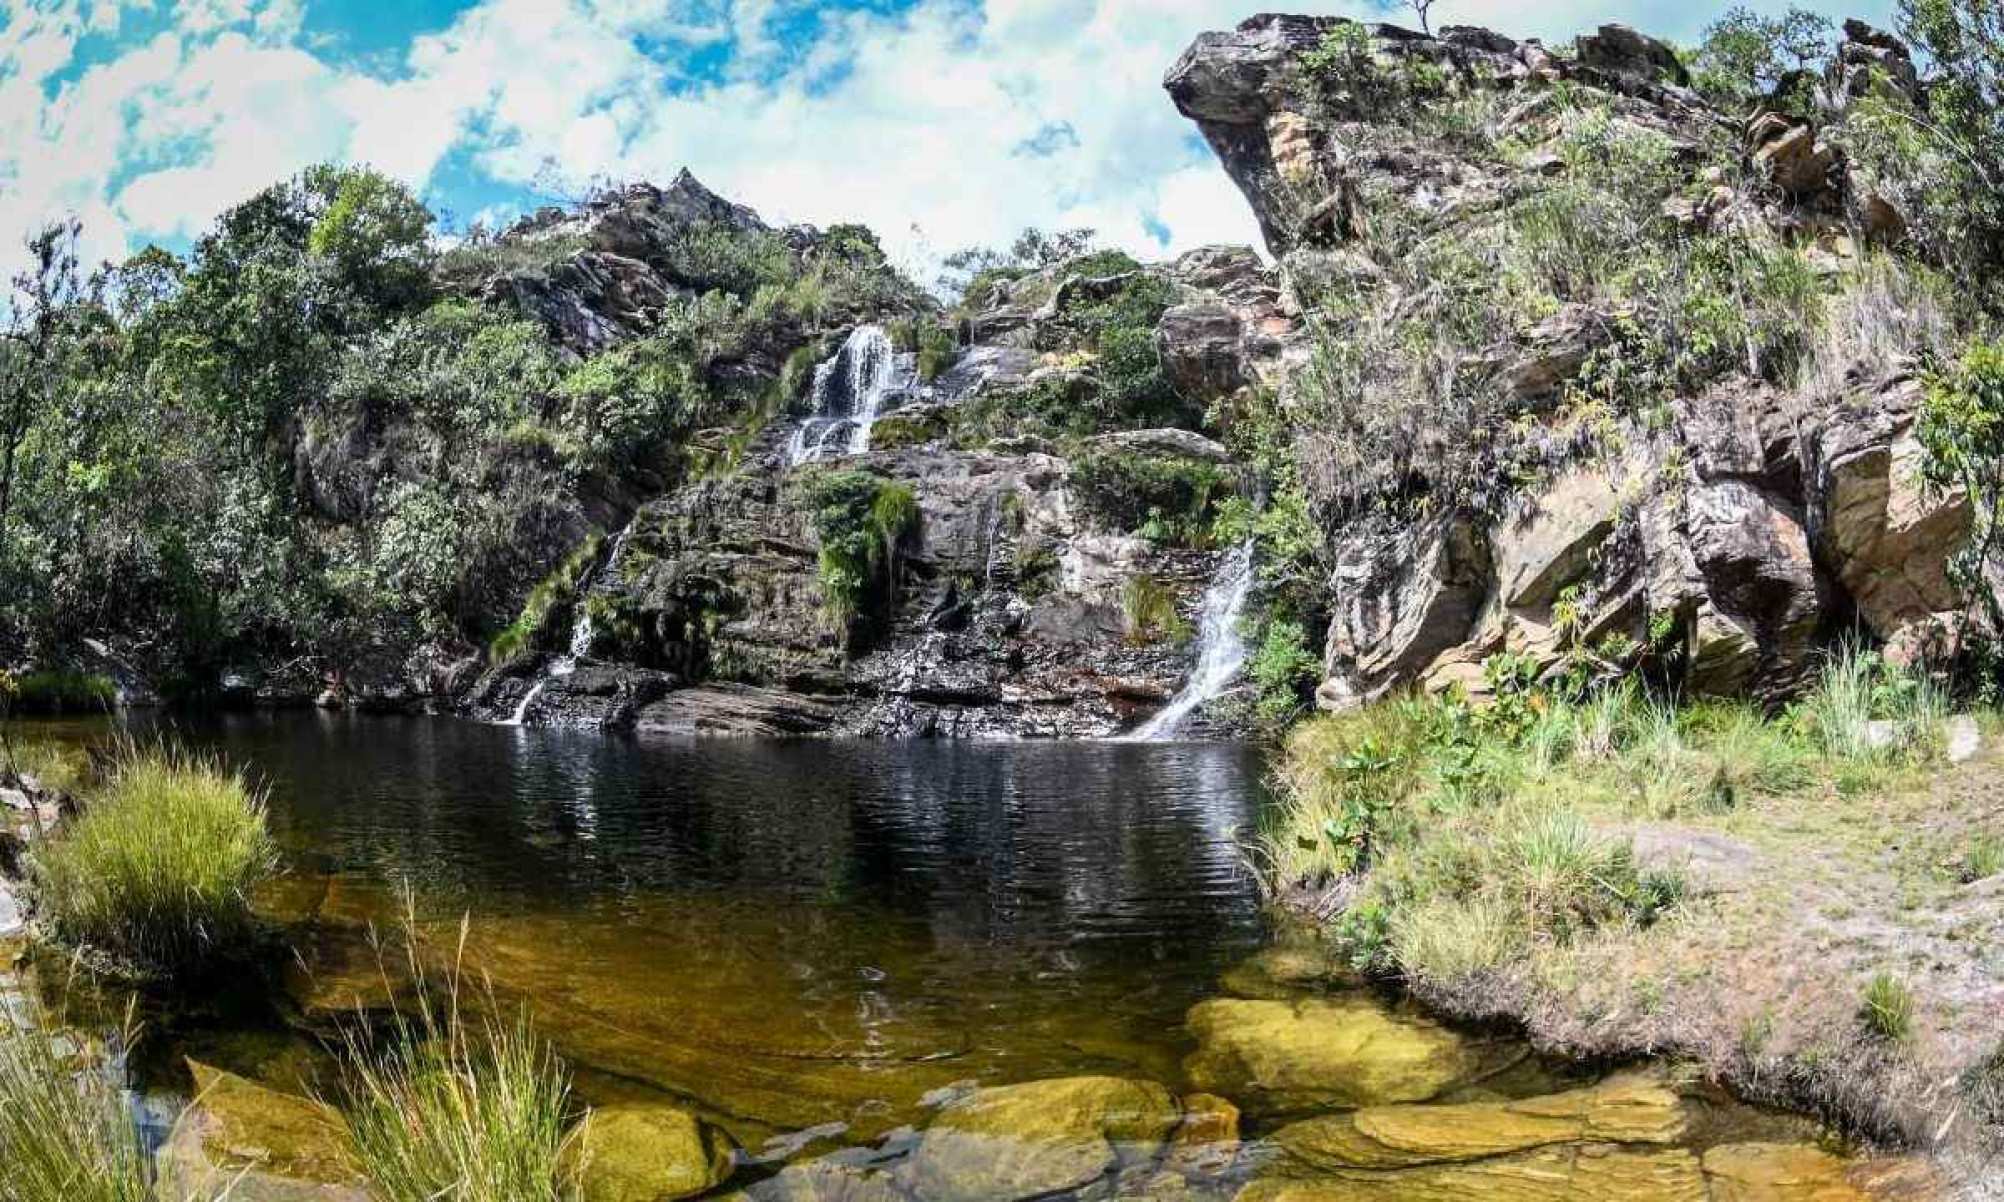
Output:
[{"xmin": 7, "ymin": 713, "xmax": 1933, "ymax": 1200}]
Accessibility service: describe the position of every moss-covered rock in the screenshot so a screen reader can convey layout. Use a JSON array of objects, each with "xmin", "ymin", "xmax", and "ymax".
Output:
[
  {"xmin": 1269, "ymin": 1071, "xmax": 1687, "ymax": 1171},
  {"xmin": 566, "ymin": 1104, "xmax": 738, "ymax": 1202},
  {"xmin": 156, "ymin": 1061, "xmax": 363, "ymax": 1202},
  {"xmin": 899, "ymin": 1075, "xmax": 1181, "ymax": 1202},
  {"xmin": 1183, "ymin": 997, "xmax": 1516, "ymax": 1114}
]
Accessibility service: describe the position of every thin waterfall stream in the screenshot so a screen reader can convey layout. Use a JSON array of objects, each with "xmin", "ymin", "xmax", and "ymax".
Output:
[{"xmin": 1129, "ymin": 542, "xmax": 1256, "ymax": 740}]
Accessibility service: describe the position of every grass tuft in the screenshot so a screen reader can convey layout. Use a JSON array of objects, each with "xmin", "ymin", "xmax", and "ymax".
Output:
[
  {"xmin": 0, "ymin": 1014, "xmax": 150, "ymax": 1202},
  {"xmin": 337, "ymin": 918, "xmax": 581, "ymax": 1202},
  {"xmin": 30, "ymin": 744, "xmax": 277, "ymax": 977},
  {"xmin": 1860, "ymin": 971, "xmax": 1915, "ymax": 1042}
]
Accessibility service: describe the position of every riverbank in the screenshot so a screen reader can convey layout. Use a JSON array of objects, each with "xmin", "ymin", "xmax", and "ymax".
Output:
[{"xmin": 1260, "ymin": 658, "xmax": 2004, "ymax": 1191}]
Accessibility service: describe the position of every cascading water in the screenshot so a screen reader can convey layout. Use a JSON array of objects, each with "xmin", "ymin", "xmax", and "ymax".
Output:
[
  {"xmin": 1128, "ymin": 542, "xmax": 1257, "ymax": 741},
  {"xmin": 500, "ymin": 522, "xmax": 638, "ymax": 726},
  {"xmin": 787, "ymin": 325, "xmax": 903, "ymax": 465}
]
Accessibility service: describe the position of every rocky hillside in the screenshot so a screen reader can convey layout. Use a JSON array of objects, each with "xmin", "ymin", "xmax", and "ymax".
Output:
[
  {"xmin": 1167, "ymin": 14, "xmax": 1981, "ymax": 713},
  {"xmin": 12, "ymin": 9, "xmax": 1997, "ymax": 739}
]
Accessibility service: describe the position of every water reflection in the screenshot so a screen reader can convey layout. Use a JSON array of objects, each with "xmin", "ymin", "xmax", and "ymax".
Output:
[{"xmin": 124, "ymin": 713, "xmax": 1274, "ymax": 1137}]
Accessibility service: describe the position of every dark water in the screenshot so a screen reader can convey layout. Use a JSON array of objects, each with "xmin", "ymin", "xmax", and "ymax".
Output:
[{"xmin": 136, "ymin": 712, "xmax": 1276, "ymax": 1141}]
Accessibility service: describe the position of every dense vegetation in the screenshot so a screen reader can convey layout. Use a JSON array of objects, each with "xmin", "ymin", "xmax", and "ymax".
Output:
[{"xmin": 0, "ymin": 169, "xmax": 925, "ymax": 699}]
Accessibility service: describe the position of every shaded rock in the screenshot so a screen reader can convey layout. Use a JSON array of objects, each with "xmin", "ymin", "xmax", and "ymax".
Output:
[
  {"xmin": 900, "ymin": 1076, "xmax": 1181, "ymax": 1202},
  {"xmin": 1575, "ymin": 24, "xmax": 1690, "ymax": 88},
  {"xmin": 1749, "ymin": 114, "xmax": 1837, "ymax": 198},
  {"xmin": 567, "ymin": 1104, "xmax": 738, "ymax": 1202},
  {"xmin": 1157, "ymin": 304, "xmax": 1248, "ymax": 404},
  {"xmin": 1319, "ymin": 516, "xmax": 1490, "ymax": 711},
  {"xmin": 156, "ymin": 1061, "xmax": 363, "ymax": 1202},
  {"xmin": 1268, "ymin": 1071, "xmax": 1687, "ymax": 1171},
  {"xmin": 1022, "ymin": 595, "xmax": 1128, "ymax": 645},
  {"xmin": 632, "ymin": 685, "xmax": 841, "ymax": 737},
  {"xmin": 1233, "ymin": 1146, "xmax": 1707, "ymax": 1202},
  {"xmin": 1183, "ymin": 997, "xmax": 1515, "ymax": 1115},
  {"xmin": 1683, "ymin": 479, "xmax": 1824, "ymax": 698}
]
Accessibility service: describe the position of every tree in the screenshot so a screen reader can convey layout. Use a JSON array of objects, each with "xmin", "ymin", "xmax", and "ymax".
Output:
[
  {"xmin": 1692, "ymin": 6, "xmax": 1835, "ymax": 109},
  {"xmin": 1917, "ymin": 337, "xmax": 2004, "ymax": 675},
  {"xmin": 305, "ymin": 165, "xmax": 436, "ymax": 316},
  {"xmin": 0, "ymin": 222, "xmax": 84, "ymax": 571}
]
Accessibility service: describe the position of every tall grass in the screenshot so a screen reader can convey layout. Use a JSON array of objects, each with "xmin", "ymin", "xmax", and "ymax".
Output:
[
  {"xmin": 336, "ymin": 917, "xmax": 581, "ymax": 1202},
  {"xmin": 6, "ymin": 671, "xmax": 115, "ymax": 716},
  {"xmin": 1262, "ymin": 642, "xmax": 1948, "ymax": 987},
  {"xmin": 0, "ymin": 1016, "xmax": 150, "ymax": 1202},
  {"xmin": 30, "ymin": 745, "xmax": 277, "ymax": 977}
]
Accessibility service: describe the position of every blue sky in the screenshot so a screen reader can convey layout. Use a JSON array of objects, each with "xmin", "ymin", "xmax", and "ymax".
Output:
[{"xmin": 3, "ymin": 0, "xmax": 1894, "ymax": 280}]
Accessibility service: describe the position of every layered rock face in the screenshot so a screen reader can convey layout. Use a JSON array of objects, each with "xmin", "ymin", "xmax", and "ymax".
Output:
[
  {"xmin": 454, "ymin": 187, "xmax": 1292, "ymax": 737},
  {"xmin": 1167, "ymin": 15, "xmax": 1972, "ymax": 710}
]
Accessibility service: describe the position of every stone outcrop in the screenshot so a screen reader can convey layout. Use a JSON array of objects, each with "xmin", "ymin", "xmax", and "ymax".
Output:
[
  {"xmin": 156, "ymin": 1062, "xmax": 366, "ymax": 1202},
  {"xmin": 1183, "ymin": 997, "xmax": 1520, "ymax": 1115},
  {"xmin": 1167, "ymin": 15, "xmax": 1978, "ymax": 712},
  {"xmin": 565, "ymin": 1104, "xmax": 738, "ymax": 1202}
]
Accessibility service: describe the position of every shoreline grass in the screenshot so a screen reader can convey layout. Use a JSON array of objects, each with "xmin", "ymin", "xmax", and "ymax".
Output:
[
  {"xmin": 334, "ymin": 915, "xmax": 582, "ymax": 1202},
  {"xmin": 28, "ymin": 744, "xmax": 277, "ymax": 978},
  {"xmin": 1260, "ymin": 644, "xmax": 1952, "ymax": 988},
  {"xmin": 0, "ymin": 1014, "xmax": 150, "ymax": 1202}
]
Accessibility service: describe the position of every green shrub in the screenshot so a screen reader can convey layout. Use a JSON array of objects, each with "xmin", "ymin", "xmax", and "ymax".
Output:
[
  {"xmin": 1918, "ymin": 336, "xmax": 2004, "ymax": 653},
  {"xmin": 805, "ymin": 471, "xmax": 920, "ymax": 636},
  {"xmin": 1248, "ymin": 618, "xmax": 1321, "ymax": 729},
  {"xmin": 1860, "ymin": 971, "xmax": 1915, "ymax": 1041},
  {"xmin": 31, "ymin": 745, "xmax": 277, "ymax": 976},
  {"xmin": 5, "ymin": 670, "xmax": 114, "ymax": 715},
  {"xmin": 915, "ymin": 324, "xmax": 957, "ymax": 383},
  {"xmin": 1119, "ymin": 574, "xmax": 1190, "ymax": 646},
  {"xmin": 0, "ymin": 1015, "xmax": 150, "ymax": 1202},
  {"xmin": 1072, "ymin": 451, "xmax": 1230, "ymax": 546}
]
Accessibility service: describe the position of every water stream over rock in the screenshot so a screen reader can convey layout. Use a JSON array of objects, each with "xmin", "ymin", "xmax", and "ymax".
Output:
[
  {"xmin": 1131, "ymin": 542, "xmax": 1256, "ymax": 741},
  {"xmin": 787, "ymin": 324, "xmax": 906, "ymax": 465}
]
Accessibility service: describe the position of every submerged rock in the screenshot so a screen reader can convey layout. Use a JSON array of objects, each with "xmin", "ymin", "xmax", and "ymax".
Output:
[
  {"xmin": 899, "ymin": 1075, "xmax": 1181, "ymax": 1202},
  {"xmin": 156, "ymin": 1061, "xmax": 363, "ymax": 1202},
  {"xmin": 1268, "ymin": 1071, "xmax": 1687, "ymax": 1171},
  {"xmin": 1699, "ymin": 1142, "xmax": 1878, "ymax": 1201},
  {"xmin": 567, "ymin": 1104, "xmax": 738, "ymax": 1202},
  {"xmin": 1233, "ymin": 1146, "xmax": 1708, "ymax": 1202},
  {"xmin": 1184, "ymin": 997, "xmax": 1515, "ymax": 1114}
]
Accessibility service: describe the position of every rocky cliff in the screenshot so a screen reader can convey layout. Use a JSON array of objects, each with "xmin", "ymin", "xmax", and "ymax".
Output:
[
  {"xmin": 83, "ymin": 13, "xmax": 1979, "ymax": 738},
  {"xmin": 1166, "ymin": 14, "xmax": 1972, "ymax": 712}
]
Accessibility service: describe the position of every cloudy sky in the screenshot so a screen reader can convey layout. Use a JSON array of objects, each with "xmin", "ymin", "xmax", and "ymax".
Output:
[{"xmin": 4, "ymin": 0, "xmax": 1892, "ymax": 280}]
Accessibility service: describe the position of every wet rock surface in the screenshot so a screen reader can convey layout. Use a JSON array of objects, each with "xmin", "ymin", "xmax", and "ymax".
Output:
[
  {"xmin": 899, "ymin": 1076, "xmax": 1181, "ymax": 1201},
  {"xmin": 568, "ymin": 1104, "xmax": 739, "ymax": 1202},
  {"xmin": 1183, "ymin": 997, "xmax": 1521, "ymax": 1115}
]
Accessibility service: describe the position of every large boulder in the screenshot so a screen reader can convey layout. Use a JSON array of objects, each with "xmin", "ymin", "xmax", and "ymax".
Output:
[
  {"xmin": 1156, "ymin": 303, "xmax": 1249, "ymax": 404},
  {"xmin": 1319, "ymin": 516, "xmax": 1491, "ymax": 711},
  {"xmin": 1183, "ymin": 997, "xmax": 1516, "ymax": 1114},
  {"xmin": 566, "ymin": 1104, "xmax": 737, "ymax": 1202},
  {"xmin": 899, "ymin": 1076, "xmax": 1181, "ymax": 1202}
]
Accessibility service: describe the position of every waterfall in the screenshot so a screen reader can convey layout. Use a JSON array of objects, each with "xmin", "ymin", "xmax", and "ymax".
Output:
[
  {"xmin": 1129, "ymin": 543, "xmax": 1257, "ymax": 741},
  {"xmin": 502, "ymin": 681, "xmax": 547, "ymax": 727},
  {"xmin": 788, "ymin": 325, "xmax": 902, "ymax": 465},
  {"xmin": 497, "ymin": 521, "xmax": 638, "ymax": 725}
]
